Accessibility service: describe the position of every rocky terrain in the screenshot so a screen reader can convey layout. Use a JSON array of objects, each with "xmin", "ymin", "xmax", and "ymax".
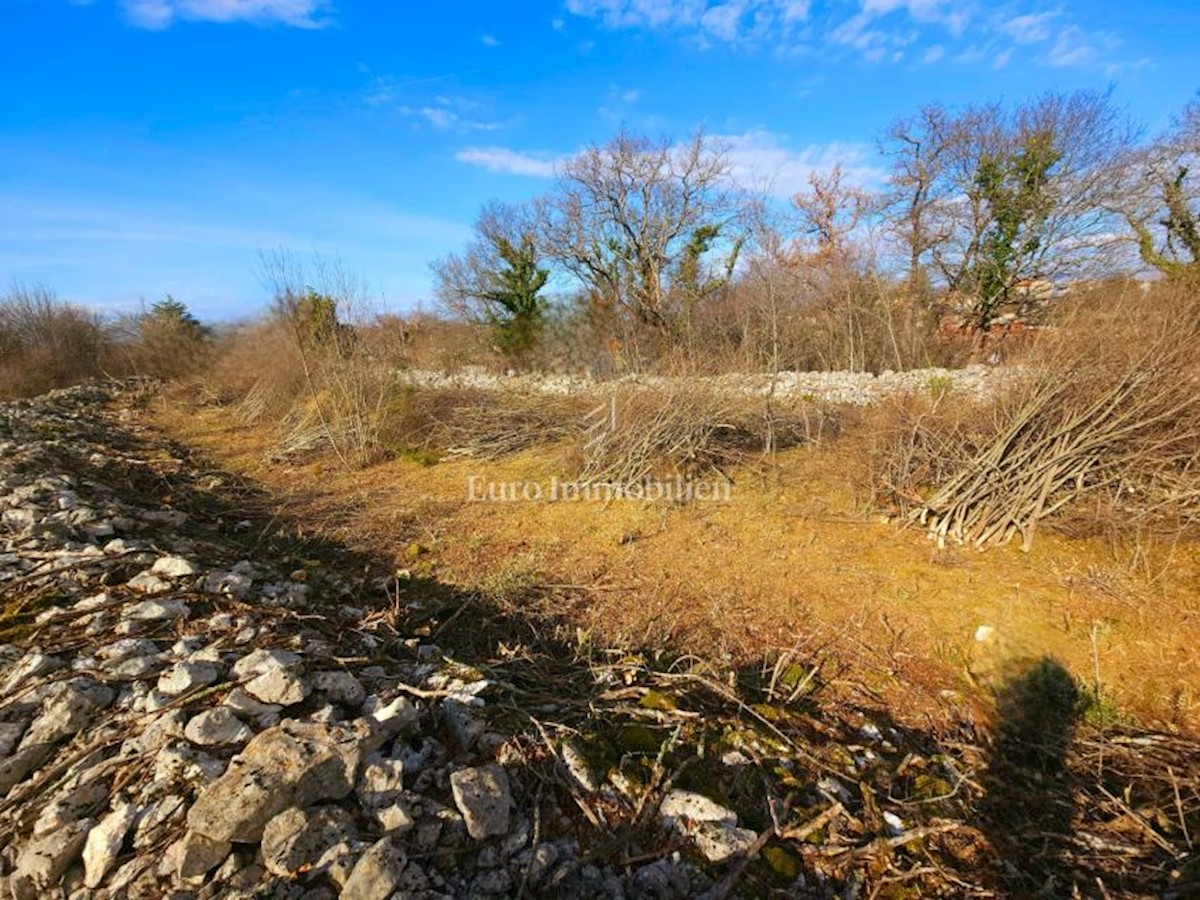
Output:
[
  {"xmin": 401, "ymin": 364, "xmax": 1007, "ymax": 407},
  {"xmin": 0, "ymin": 383, "xmax": 1196, "ymax": 899}
]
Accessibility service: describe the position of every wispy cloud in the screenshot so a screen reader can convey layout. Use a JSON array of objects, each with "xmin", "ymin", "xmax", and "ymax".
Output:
[
  {"xmin": 1000, "ymin": 11, "xmax": 1058, "ymax": 44},
  {"xmin": 481, "ymin": 33, "xmax": 500, "ymax": 46},
  {"xmin": 720, "ymin": 130, "xmax": 884, "ymax": 196},
  {"xmin": 119, "ymin": 0, "xmax": 332, "ymax": 29},
  {"xmin": 564, "ymin": 0, "xmax": 1127, "ymax": 72},
  {"xmin": 399, "ymin": 98, "xmax": 507, "ymax": 132},
  {"xmin": 564, "ymin": 0, "xmax": 811, "ymax": 47},
  {"xmin": 830, "ymin": 0, "xmax": 970, "ymax": 62},
  {"xmin": 1046, "ymin": 24, "xmax": 1118, "ymax": 67},
  {"xmin": 455, "ymin": 147, "xmax": 562, "ymax": 178},
  {"xmin": 454, "ymin": 131, "xmax": 883, "ymax": 196},
  {"xmin": 363, "ymin": 82, "xmax": 509, "ymax": 133}
]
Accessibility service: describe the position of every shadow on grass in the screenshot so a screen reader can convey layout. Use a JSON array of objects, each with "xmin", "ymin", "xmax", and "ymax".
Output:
[{"xmin": 981, "ymin": 656, "xmax": 1083, "ymax": 895}]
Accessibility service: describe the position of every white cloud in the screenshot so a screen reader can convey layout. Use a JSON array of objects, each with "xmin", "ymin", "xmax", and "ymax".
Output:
[
  {"xmin": 921, "ymin": 43, "xmax": 944, "ymax": 62},
  {"xmin": 1000, "ymin": 11, "xmax": 1057, "ymax": 44},
  {"xmin": 831, "ymin": 0, "xmax": 969, "ymax": 61},
  {"xmin": 401, "ymin": 106, "xmax": 460, "ymax": 130},
  {"xmin": 481, "ymin": 33, "xmax": 500, "ymax": 46},
  {"xmin": 454, "ymin": 131, "xmax": 884, "ymax": 194},
  {"xmin": 720, "ymin": 131, "xmax": 884, "ymax": 196},
  {"xmin": 564, "ymin": 0, "xmax": 810, "ymax": 46},
  {"xmin": 1046, "ymin": 25, "xmax": 1119, "ymax": 67},
  {"xmin": 455, "ymin": 147, "xmax": 562, "ymax": 178},
  {"xmin": 120, "ymin": 0, "xmax": 330, "ymax": 29},
  {"xmin": 992, "ymin": 46, "xmax": 1013, "ymax": 68}
]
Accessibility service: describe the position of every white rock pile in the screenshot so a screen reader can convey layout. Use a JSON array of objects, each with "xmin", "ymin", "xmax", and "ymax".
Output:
[{"xmin": 0, "ymin": 384, "xmax": 732, "ymax": 899}]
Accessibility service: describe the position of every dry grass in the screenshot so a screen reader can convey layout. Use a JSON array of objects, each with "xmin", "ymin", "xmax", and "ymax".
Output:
[{"xmin": 153, "ymin": 394, "xmax": 1200, "ymax": 733}]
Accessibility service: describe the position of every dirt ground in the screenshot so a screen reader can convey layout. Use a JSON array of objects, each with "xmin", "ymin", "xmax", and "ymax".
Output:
[{"xmin": 154, "ymin": 397, "xmax": 1200, "ymax": 734}]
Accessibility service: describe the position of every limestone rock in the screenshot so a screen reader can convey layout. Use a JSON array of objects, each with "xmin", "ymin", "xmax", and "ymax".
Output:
[
  {"xmin": 123, "ymin": 597, "xmax": 189, "ymax": 620},
  {"xmin": 450, "ymin": 765, "xmax": 512, "ymax": 840},
  {"xmin": 11, "ymin": 817, "xmax": 92, "ymax": 892},
  {"xmin": 261, "ymin": 805, "xmax": 357, "ymax": 878},
  {"xmin": 150, "ymin": 555, "xmax": 197, "ymax": 579},
  {"xmin": 340, "ymin": 837, "xmax": 406, "ymax": 900},
  {"xmin": 176, "ymin": 830, "xmax": 231, "ymax": 880},
  {"xmin": 244, "ymin": 667, "xmax": 310, "ymax": 706},
  {"xmin": 186, "ymin": 721, "xmax": 363, "ymax": 843},
  {"xmin": 356, "ymin": 756, "xmax": 404, "ymax": 809},
  {"xmin": 313, "ymin": 671, "xmax": 366, "ymax": 709},
  {"xmin": 83, "ymin": 801, "xmax": 137, "ymax": 888},
  {"xmin": 184, "ymin": 708, "xmax": 253, "ymax": 747},
  {"xmin": 158, "ymin": 661, "xmax": 219, "ymax": 696}
]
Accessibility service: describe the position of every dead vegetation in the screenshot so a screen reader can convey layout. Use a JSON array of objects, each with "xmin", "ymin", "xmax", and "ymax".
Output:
[
  {"xmin": 872, "ymin": 282, "xmax": 1200, "ymax": 551},
  {"xmin": 0, "ymin": 284, "xmax": 110, "ymax": 400}
]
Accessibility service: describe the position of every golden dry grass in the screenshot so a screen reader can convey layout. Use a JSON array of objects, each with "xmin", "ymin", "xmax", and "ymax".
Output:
[{"xmin": 153, "ymin": 394, "xmax": 1200, "ymax": 732}]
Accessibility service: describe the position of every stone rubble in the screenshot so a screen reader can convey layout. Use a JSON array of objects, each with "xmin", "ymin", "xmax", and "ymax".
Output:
[
  {"xmin": 399, "ymin": 363, "xmax": 1010, "ymax": 406},
  {"xmin": 0, "ymin": 385, "xmax": 718, "ymax": 898}
]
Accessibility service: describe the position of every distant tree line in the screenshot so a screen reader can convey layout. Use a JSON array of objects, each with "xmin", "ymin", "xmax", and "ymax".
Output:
[{"xmin": 433, "ymin": 89, "xmax": 1200, "ymax": 371}]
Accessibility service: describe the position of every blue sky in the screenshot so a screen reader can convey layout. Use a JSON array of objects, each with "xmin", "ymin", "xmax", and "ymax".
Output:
[{"xmin": 2, "ymin": 0, "xmax": 1195, "ymax": 320}]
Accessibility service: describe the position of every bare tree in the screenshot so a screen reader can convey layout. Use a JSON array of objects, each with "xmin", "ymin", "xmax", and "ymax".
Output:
[
  {"xmin": 540, "ymin": 130, "xmax": 745, "ymax": 347},
  {"xmin": 791, "ymin": 165, "xmax": 875, "ymax": 265},
  {"xmin": 879, "ymin": 104, "xmax": 960, "ymax": 294},
  {"xmin": 882, "ymin": 91, "xmax": 1133, "ymax": 328},
  {"xmin": 1112, "ymin": 98, "xmax": 1200, "ymax": 278}
]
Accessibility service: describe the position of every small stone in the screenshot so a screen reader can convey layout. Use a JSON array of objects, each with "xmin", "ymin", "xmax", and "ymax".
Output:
[
  {"xmin": 659, "ymin": 789, "xmax": 754, "ymax": 863},
  {"xmin": 261, "ymin": 805, "xmax": 357, "ymax": 878},
  {"xmin": 340, "ymin": 837, "xmax": 406, "ymax": 900},
  {"xmin": 12, "ymin": 817, "xmax": 92, "ymax": 891},
  {"xmin": 176, "ymin": 830, "xmax": 231, "ymax": 880},
  {"xmin": 313, "ymin": 671, "xmax": 366, "ymax": 708},
  {"xmin": 134, "ymin": 795, "xmax": 187, "ymax": 849},
  {"xmin": 151, "ymin": 556, "xmax": 198, "ymax": 579},
  {"xmin": 229, "ymin": 648, "xmax": 301, "ymax": 680},
  {"xmin": 96, "ymin": 638, "xmax": 157, "ymax": 663},
  {"xmin": 123, "ymin": 598, "xmax": 189, "ymax": 620},
  {"xmin": 373, "ymin": 802, "xmax": 414, "ymax": 834},
  {"xmin": 449, "ymin": 765, "xmax": 511, "ymax": 840},
  {"xmin": 0, "ymin": 744, "xmax": 55, "ymax": 795},
  {"xmin": 631, "ymin": 859, "xmax": 691, "ymax": 898},
  {"xmin": 1, "ymin": 651, "xmax": 63, "ymax": 694},
  {"xmin": 244, "ymin": 668, "xmax": 310, "ymax": 706},
  {"xmin": 33, "ymin": 776, "xmax": 110, "ymax": 835},
  {"xmin": 223, "ymin": 687, "xmax": 282, "ymax": 719},
  {"xmin": 158, "ymin": 661, "xmax": 219, "ymax": 696},
  {"xmin": 184, "ymin": 708, "xmax": 253, "ymax": 746},
  {"xmin": 658, "ymin": 790, "xmax": 737, "ymax": 827},
  {"xmin": 21, "ymin": 679, "xmax": 114, "ymax": 748},
  {"xmin": 0, "ymin": 720, "xmax": 28, "ymax": 756},
  {"xmin": 154, "ymin": 743, "xmax": 228, "ymax": 784},
  {"xmin": 201, "ymin": 571, "xmax": 252, "ymax": 600},
  {"xmin": 356, "ymin": 757, "xmax": 404, "ymax": 808},
  {"xmin": 471, "ymin": 868, "xmax": 513, "ymax": 895},
  {"xmin": 126, "ymin": 572, "xmax": 172, "ymax": 594},
  {"xmin": 83, "ymin": 802, "xmax": 137, "ymax": 888},
  {"xmin": 692, "ymin": 821, "xmax": 757, "ymax": 862},
  {"xmin": 442, "ymin": 699, "xmax": 484, "ymax": 749}
]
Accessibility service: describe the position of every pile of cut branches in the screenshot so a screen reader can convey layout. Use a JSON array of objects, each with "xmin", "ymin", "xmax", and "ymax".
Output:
[{"xmin": 912, "ymin": 288, "xmax": 1200, "ymax": 550}]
